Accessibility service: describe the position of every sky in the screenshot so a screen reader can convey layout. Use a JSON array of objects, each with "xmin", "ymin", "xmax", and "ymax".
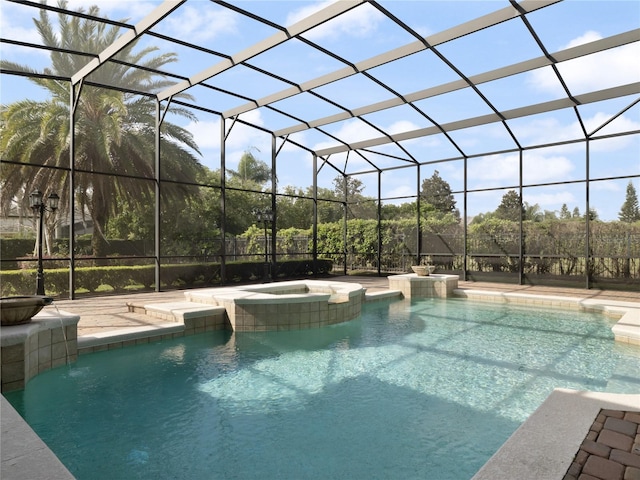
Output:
[{"xmin": 1, "ymin": 0, "xmax": 639, "ymax": 221}]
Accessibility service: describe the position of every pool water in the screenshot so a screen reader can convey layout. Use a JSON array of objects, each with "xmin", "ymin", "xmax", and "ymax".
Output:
[{"xmin": 6, "ymin": 298, "xmax": 640, "ymax": 479}]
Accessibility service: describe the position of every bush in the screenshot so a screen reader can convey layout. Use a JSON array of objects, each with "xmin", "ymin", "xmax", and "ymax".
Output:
[
  {"xmin": 0, "ymin": 259, "xmax": 333, "ymax": 297},
  {"xmin": 0, "ymin": 238, "xmax": 35, "ymax": 269}
]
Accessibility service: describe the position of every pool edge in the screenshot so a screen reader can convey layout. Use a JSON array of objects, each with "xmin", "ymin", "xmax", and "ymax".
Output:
[
  {"xmin": 471, "ymin": 389, "xmax": 640, "ymax": 480},
  {"xmin": 1, "ymin": 394, "xmax": 75, "ymax": 480}
]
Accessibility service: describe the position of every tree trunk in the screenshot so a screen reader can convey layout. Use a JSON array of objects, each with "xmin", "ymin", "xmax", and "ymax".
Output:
[{"xmin": 91, "ymin": 201, "xmax": 109, "ymax": 265}]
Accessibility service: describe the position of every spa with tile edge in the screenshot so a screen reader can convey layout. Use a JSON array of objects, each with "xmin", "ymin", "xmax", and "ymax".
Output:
[{"xmin": 183, "ymin": 279, "xmax": 366, "ymax": 331}]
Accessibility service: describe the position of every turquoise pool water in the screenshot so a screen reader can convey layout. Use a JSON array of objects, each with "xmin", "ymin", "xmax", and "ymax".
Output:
[{"xmin": 6, "ymin": 298, "xmax": 640, "ymax": 479}]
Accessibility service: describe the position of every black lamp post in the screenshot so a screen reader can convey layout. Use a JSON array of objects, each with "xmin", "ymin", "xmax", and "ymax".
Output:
[
  {"xmin": 29, "ymin": 189, "xmax": 59, "ymax": 295},
  {"xmin": 254, "ymin": 208, "xmax": 274, "ymax": 282}
]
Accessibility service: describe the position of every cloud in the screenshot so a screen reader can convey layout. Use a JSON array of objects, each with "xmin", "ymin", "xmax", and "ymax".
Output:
[
  {"xmin": 468, "ymin": 152, "xmax": 575, "ymax": 187},
  {"xmin": 161, "ymin": 5, "xmax": 238, "ymax": 43},
  {"xmin": 382, "ymin": 184, "xmax": 415, "ymax": 199},
  {"xmin": 0, "ymin": 24, "xmax": 48, "ymax": 60},
  {"xmin": 387, "ymin": 120, "xmax": 422, "ymax": 135},
  {"xmin": 64, "ymin": 0, "xmax": 158, "ymax": 20},
  {"xmin": 590, "ymin": 181, "xmax": 622, "ymax": 192},
  {"xmin": 288, "ymin": 1, "xmax": 384, "ymax": 41},
  {"xmin": 564, "ymin": 30, "xmax": 602, "ymax": 49},
  {"xmin": 0, "ymin": 4, "xmax": 49, "ymax": 60},
  {"xmin": 184, "ymin": 119, "xmax": 222, "ymax": 150},
  {"xmin": 509, "ymin": 110, "xmax": 640, "ymax": 152},
  {"xmin": 585, "ymin": 112, "xmax": 640, "ymax": 140},
  {"xmin": 528, "ymin": 31, "xmax": 640, "ymax": 95},
  {"xmin": 515, "ymin": 116, "xmax": 579, "ymax": 144},
  {"xmin": 313, "ymin": 119, "xmax": 381, "ymax": 152},
  {"xmin": 468, "ymin": 154, "xmax": 519, "ymax": 185},
  {"xmin": 183, "ymin": 110, "xmax": 269, "ymax": 164},
  {"xmin": 523, "ymin": 154, "xmax": 574, "ymax": 182},
  {"xmin": 524, "ymin": 191, "xmax": 576, "ymax": 207},
  {"xmin": 314, "ymin": 118, "xmax": 431, "ymax": 152}
]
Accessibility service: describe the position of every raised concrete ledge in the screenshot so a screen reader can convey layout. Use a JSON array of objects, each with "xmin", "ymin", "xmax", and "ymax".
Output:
[
  {"xmin": 612, "ymin": 308, "xmax": 640, "ymax": 345},
  {"xmin": 454, "ymin": 289, "xmax": 640, "ymax": 345},
  {"xmin": 78, "ymin": 322, "xmax": 184, "ymax": 350},
  {"xmin": 1, "ymin": 395, "xmax": 74, "ymax": 480},
  {"xmin": 185, "ymin": 280, "xmax": 364, "ymax": 304},
  {"xmin": 219, "ymin": 291, "xmax": 331, "ymax": 305},
  {"xmin": 388, "ymin": 273, "xmax": 459, "ymax": 298},
  {"xmin": 143, "ymin": 302, "xmax": 225, "ymax": 320},
  {"xmin": 472, "ymin": 389, "xmax": 640, "ymax": 480},
  {"xmin": 0, "ymin": 311, "xmax": 79, "ymax": 347},
  {"xmin": 1, "ymin": 310, "xmax": 80, "ymax": 392},
  {"xmin": 365, "ymin": 290, "xmax": 403, "ymax": 302}
]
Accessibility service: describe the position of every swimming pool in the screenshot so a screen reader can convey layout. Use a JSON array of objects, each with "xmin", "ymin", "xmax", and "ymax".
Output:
[{"xmin": 6, "ymin": 298, "xmax": 640, "ymax": 479}]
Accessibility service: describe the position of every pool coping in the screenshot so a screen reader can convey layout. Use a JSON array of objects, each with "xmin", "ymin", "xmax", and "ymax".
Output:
[
  {"xmin": 472, "ymin": 389, "xmax": 640, "ymax": 480},
  {"xmin": 453, "ymin": 288, "xmax": 640, "ymax": 346},
  {"xmin": 76, "ymin": 288, "xmax": 404, "ymax": 352},
  {"xmin": 1, "ymin": 395, "xmax": 74, "ymax": 479},
  {"xmin": 75, "ymin": 287, "xmax": 640, "ymax": 352}
]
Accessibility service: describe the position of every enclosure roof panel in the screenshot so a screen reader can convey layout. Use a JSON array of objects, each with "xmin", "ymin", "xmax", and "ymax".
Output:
[{"xmin": 1, "ymin": 0, "xmax": 638, "ymax": 174}]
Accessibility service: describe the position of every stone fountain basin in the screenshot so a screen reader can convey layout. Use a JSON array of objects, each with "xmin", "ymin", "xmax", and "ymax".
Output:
[
  {"xmin": 411, "ymin": 265, "xmax": 436, "ymax": 276},
  {"xmin": 0, "ymin": 296, "xmax": 54, "ymax": 326}
]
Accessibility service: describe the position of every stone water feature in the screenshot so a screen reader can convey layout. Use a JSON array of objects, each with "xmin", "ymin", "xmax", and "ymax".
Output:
[
  {"xmin": 0, "ymin": 297, "xmax": 79, "ymax": 392},
  {"xmin": 1, "ymin": 296, "xmax": 53, "ymax": 326},
  {"xmin": 388, "ymin": 273, "xmax": 459, "ymax": 298}
]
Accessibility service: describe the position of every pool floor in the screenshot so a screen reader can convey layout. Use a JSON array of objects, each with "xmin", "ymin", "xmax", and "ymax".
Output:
[{"xmin": 5, "ymin": 298, "xmax": 640, "ymax": 479}]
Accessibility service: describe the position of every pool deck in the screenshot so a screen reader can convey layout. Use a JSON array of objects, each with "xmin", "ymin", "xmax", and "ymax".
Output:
[
  {"xmin": 52, "ymin": 277, "xmax": 640, "ymax": 336},
  {"xmin": 2, "ymin": 276, "xmax": 639, "ymax": 479}
]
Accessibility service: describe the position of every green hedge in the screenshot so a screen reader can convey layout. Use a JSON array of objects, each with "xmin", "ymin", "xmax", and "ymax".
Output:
[
  {"xmin": 0, "ymin": 258, "xmax": 333, "ymax": 297},
  {"xmin": 1, "ymin": 238, "xmax": 35, "ymax": 269}
]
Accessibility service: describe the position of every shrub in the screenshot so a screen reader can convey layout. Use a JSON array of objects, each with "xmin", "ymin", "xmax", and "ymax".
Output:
[{"xmin": 0, "ymin": 259, "xmax": 333, "ymax": 297}]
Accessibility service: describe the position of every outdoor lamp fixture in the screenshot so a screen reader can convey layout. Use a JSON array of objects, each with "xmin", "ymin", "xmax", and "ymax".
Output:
[
  {"xmin": 29, "ymin": 189, "xmax": 60, "ymax": 295},
  {"xmin": 254, "ymin": 208, "xmax": 274, "ymax": 282}
]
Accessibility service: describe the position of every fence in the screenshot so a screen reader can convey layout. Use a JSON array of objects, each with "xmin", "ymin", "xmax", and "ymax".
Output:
[{"xmin": 2, "ymin": 231, "xmax": 638, "ymax": 293}]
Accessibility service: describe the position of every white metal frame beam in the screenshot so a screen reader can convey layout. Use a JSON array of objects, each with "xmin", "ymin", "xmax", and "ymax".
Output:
[
  {"xmin": 157, "ymin": 0, "xmax": 365, "ymax": 101},
  {"xmin": 275, "ymin": 29, "xmax": 640, "ymax": 138},
  {"xmin": 71, "ymin": 0, "xmax": 186, "ymax": 85},
  {"xmin": 224, "ymin": 0, "xmax": 560, "ymax": 119},
  {"xmin": 315, "ymin": 83, "xmax": 640, "ymax": 156}
]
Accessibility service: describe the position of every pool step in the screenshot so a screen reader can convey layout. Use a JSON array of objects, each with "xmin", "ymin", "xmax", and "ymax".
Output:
[
  {"xmin": 365, "ymin": 290, "xmax": 403, "ymax": 302},
  {"xmin": 78, "ymin": 302, "xmax": 228, "ymax": 354},
  {"xmin": 131, "ymin": 301, "xmax": 228, "ymax": 331}
]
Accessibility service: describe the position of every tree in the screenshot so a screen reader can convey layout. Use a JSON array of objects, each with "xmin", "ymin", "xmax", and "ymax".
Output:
[
  {"xmin": 315, "ymin": 186, "xmax": 344, "ymax": 224},
  {"xmin": 333, "ymin": 175, "xmax": 365, "ymax": 199},
  {"xmin": 572, "ymin": 207, "xmax": 581, "ymax": 218},
  {"xmin": 583, "ymin": 207, "xmax": 599, "ymax": 221},
  {"xmin": 381, "ymin": 201, "xmax": 416, "ymax": 220},
  {"xmin": 494, "ymin": 190, "xmax": 524, "ymax": 222},
  {"xmin": 332, "ymin": 175, "xmax": 376, "ymax": 220},
  {"xmin": 469, "ymin": 212, "xmax": 494, "ymax": 225},
  {"xmin": 524, "ymin": 202, "xmax": 543, "ymax": 222},
  {"xmin": 277, "ymin": 186, "xmax": 313, "ymax": 229},
  {"xmin": 542, "ymin": 209, "xmax": 558, "ymax": 221},
  {"xmin": 420, "ymin": 170, "xmax": 460, "ymax": 220},
  {"xmin": 0, "ymin": 1, "xmax": 203, "ymax": 258},
  {"xmin": 559, "ymin": 204, "xmax": 572, "ymax": 220},
  {"xmin": 229, "ymin": 149, "xmax": 271, "ymax": 188},
  {"xmin": 618, "ymin": 181, "xmax": 640, "ymax": 222}
]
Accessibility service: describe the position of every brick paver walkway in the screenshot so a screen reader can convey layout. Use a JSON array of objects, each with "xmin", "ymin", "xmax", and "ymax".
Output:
[{"xmin": 564, "ymin": 410, "xmax": 640, "ymax": 480}]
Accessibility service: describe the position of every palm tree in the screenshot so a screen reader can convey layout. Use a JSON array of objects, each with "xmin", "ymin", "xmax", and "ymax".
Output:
[
  {"xmin": 229, "ymin": 149, "xmax": 272, "ymax": 188},
  {"xmin": 0, "ymin": 1, "xmax": 203, "ymax": 258}
]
